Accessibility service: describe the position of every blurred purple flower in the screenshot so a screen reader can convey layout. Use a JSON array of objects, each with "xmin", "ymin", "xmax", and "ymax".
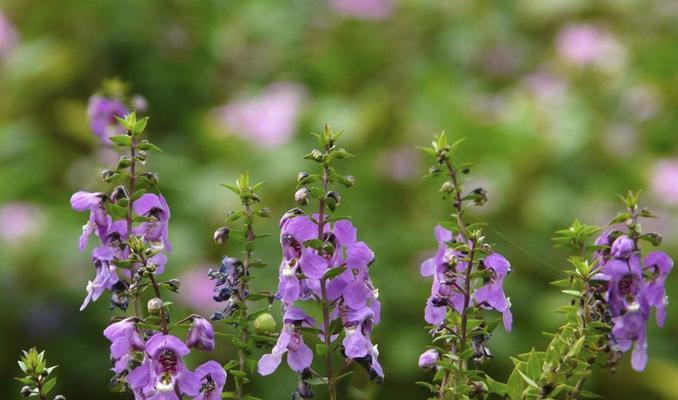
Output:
[
  {"xmin": 555, "ymin": 24, "xmax": 626, "ymax": 71},
  {"xmin": 178, "ymin": 269, "xmax": 217, "ymax": 313},
  {"xmin": 87, "ymin": 95, "xmax": 129, "ymax": 144},
  {"xmin": 522, "ymin": 70, "xmax": 568, "ymax": 104},
  {"xmin": 214, "ymin": 83, "xmax": 305, "ymax": 148},
  {"xmin": 651, "ymin": 160, "xmax": 678, "ymax": 206},
  {"xmin": 330, "ymin": 0, "xmax": 394, "ymax": 20},
  {"xmin": 0, "ymin": 11, "xmax": 17, "ymax": 59},
  {"xmin": 376, "ymin": 147, "xmax": 420, "ymax": 183},
  {"xmin": 0, "ymin": 202, "xmax": 43, "ymax": 244}
]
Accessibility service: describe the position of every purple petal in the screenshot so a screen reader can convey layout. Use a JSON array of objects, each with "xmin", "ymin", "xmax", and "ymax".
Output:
[
  {"xmin": 70, "ymin": 191, "xmax": 102, "ymax": 212},
  {"xmin": 299, "ymin": 249, "xmax": 327, "ymax": 279},
  {"xmin": 346, "ymin": 241, "xmax": 374, "ymax": 271},
  {"xmin": 420, "ymin": 257, "xmax": 435, "ymax": 277},
  {"xmin": 334, "ymin": 219, "xmax": 357, "ymax": 246}
]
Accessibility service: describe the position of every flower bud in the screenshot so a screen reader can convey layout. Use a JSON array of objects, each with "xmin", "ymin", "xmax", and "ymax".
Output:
[
  {"xmin": 101, "ymin": 170, "xmax": 115, "ymax": 183},
  {"xmin": 54, "ymin": 395, "xmax": 66, "ymax": 400},
  {"xmin": 254, "ymin": 313, "xmax": 277, "ymax": 333},
  {"xmin": 418, "ymin": 349, "xmax": 439, "ymax": 370},
  {"xmin": 257, "ymin": 207, "xmax": 272, "ymax": 218},
  {"xmin": 110, "ymin": 186, "xmax": 129, "ymax": 203},
  {"xmin": 326, "ymin": 191, "xmax": 341, "ymax": 211},
  {"xmin": 147, "ymin": 297, "xmax": 163, "ymax": 315},
  {"xmin": 140, "ymin": 172, "xmax": 159, "ymax": 185},
  {"xmin": 213, "ymin": 227, "xmax": 229, "ymax": 245},
  {"xmin": 311, "ymin": 149, "xmax": 324, "ymax": 161},
  {"xmin": 21, "ymin": 386, "xmax": 32, "ymax": 397},
  {"xmin": 345, "ymin": 175, "xmax": 356, "ymax": 188},
  {"xmin": 297, "ymin": 171, "xmax": 309, "ymax": 183},
  {"xmin": 168, "ymin": 279, "xmax": 180, "ymax": 291},
  {"xmin": 295, "ymin": 188, "xmax": 310, "ymax": 206},
  {"xmin": 186, "ymin": 316, "xmax": 215, "ymax": 351},
  {"xmin": 440, "ymin": 181, "xmax": 454, "ymax": 194},
  {"xmin": 471, "ymin": 187, "xmax": 487, "ymax": 206},
  {"xmin": 428, "ymin": 166, "xmax": 441, "ymax": 176}
]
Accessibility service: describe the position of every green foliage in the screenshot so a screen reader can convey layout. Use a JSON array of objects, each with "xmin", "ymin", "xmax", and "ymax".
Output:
[{"xmin": 16, "ymin": 348, "xmax": 62, "ymax": 399}]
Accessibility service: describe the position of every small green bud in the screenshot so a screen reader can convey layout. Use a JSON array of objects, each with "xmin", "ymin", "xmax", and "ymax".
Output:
[
  {"xmin": 116, "ymin": 156, "xmax": 132, "ymax": 170},
  {"xmin": 440, "ymin": 181, "xmax": 454, "ymax": 194},
  {"xmin": 256, "ymin": 207, "xmax": 272, "ymax": 218},
  {"xmin": 345, "ymin": 175, "xmax": 355, "ymax": 188},
  {"xmin": 140, "ymin": 172, "xmax": 159, "ymax": 185},
  {"xmin": 168, "ymin": 279, "xmax": 180, "ymax": 291},
  {"xmin": 101, "ymin": 170, "xmax": 115, "ymax": 183},
  {"xmin": 311, "ymin": 149, "xmax": 324, "ymax": 162},
  {"xmin": 295, "ymin": 188, "xmax": 310, "ymax": 206},
  {"xmin": 147, "ymin": 298, "xmax": 163, "ymax": 315},
  {"xmin": 213, "ymin": 227, "xmax": 229, "ymax": 245},
  {"xmin": 21, "ymin": 386, "xmax": 32, "ymax": 397},
  {"xmin": 254, "ymin": 313, "xmax": 277, "ymax": 333},
  {"xmin": 297, "ymin": 172, "xmax": 309, "ymax": 183},
  {"xmin": 326, "ymin": 191, "xmax": 341, "ymax": 211},
  {"xmin": 110, "ymin": 186, "xmax": 129, "ymax": 203}
]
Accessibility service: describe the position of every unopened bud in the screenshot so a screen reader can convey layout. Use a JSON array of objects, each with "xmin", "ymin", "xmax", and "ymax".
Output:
[
  {"xmin": 21, "ymin": 386, "xmax": 32, "ymax": 397},
  {"xmin": 140, "ymin": 172, "xmax": 159, "ymax": 185},
  {"xmin": 326, "ymin": 191, "xmax": 341, "ymax": 211},
  {"xmin": 345, "ymin": 175, "xmax": 355, "ymax": 188},
  {"xmin": 213, "ymin": 227, "xmax": 229, "ymax": 245},
  {"xmin": 110, "ymin": 186, "xmax": 129, "ymax": 203},
  {"xmin": 168, "ymin": 279, "xmax": 180, "ymax": 291},
  {"xmin": 147, "ymin": 298, "xmax": 163, "ymax": 315},
  {"xmin": 295, "ymin": 188, "xmax": 310, "ymax": 206},
  {"xmin": 310, "ymin": 149, "xmax": 324, "ymax": 161},
  {"xmin": 54, "ymin": 396, "xmax": 66, "ymax": 400},
  {"xmin": 254, "ymin": 313, "xmax": 277, "ymax": 333},
  {"xmin": 428, "ymin": 166, "xmax": 441, "ymax": 176},
  {"xmin": 101, "ymin": 170, "xmax": 115, "ymax": 183},
  {"xmin": 297, "ymin": 171, "xmax": 309, "ymax": 183},
  {"xmin": 257, "ymin": 207, "xmax": 271, "ymax": 218},
  {"xmin": 440, "ymin": 181, "xmax": 454, "ymax": 194}
]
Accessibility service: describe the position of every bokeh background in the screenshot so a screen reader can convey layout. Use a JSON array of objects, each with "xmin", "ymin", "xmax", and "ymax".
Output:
[{"xmin": 1, "ymin": 0, "xmax": 677, "ymax": 398}]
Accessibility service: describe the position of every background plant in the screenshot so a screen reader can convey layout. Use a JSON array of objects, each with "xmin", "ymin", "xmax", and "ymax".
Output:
[{"xmin": 208, "ymin": 172, "xmax": 277, "ymax": 399}]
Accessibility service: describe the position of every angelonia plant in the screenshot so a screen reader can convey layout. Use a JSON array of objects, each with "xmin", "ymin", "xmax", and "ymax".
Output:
[
  {"xmin": 16, "ymin": 348, "xmax": 64, "ymax": 400},
  {"xmin": 416, "ymin": 134, "xmax": 513, "ymax": 400},
  {"xmin": 258, "ymin": 125, "xmax": 383, "ymax": 400},
  {"xmin": 207, "ymin": 172, "xmax": 277, "ymax": 399},
  {"xmin": 69, "ymin": 89, "xmax": 226, "ymax": 399},
  {"xmin": 501, "ymin": 192, "xmax": 673, "ymax": 400}
]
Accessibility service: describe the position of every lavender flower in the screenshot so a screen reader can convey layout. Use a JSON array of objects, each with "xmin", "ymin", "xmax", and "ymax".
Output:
[
  {"xmin": 70, "ymin": 191, "xmax": 110, "ymax": 252},
  {"xmin": 87, "ymin": 95, "xmax": 129, "ymax": 144},
  {"xmin": 133, "ymin": 193, "xmax": 172, "ymax": 252},
  {"xmin": 418, "ymin": 349, "xmax": 439, "ymax": 370},
  {"xmin": 258, "ymin": 307, "xmax": 314, "ymax": 375},
  {"xmin": 186, "ymin": 316, "xmax": 215, "ymax": 352},
  {"xmin": 0, "ymin": 202, "xmax": 43, "ymax": 244},
  {"xmin": 103, "ymin": 318, "xmax": 145, "ymax": 374},
  {"xmin": 592, "ymin": 224, "xmax": 674, "ymax": 371},
  {"xmin": 128, "ymin": 333, "xmax": 201, "ymax": 399},
  {"xmin": 194, "ymin": 361, "xmax": 227, "ymax": 400},
  {"xmin": 651, "ymin": 159, "xmax": 678, "ymax": 205},
  {"xmin": 329, "ymin": 0, "xmax": 394, "ymax": 20},
  {"xmin": 0, "ymin": 11, "xmax": 17, "ymax": 59},
  {"xmin": 213, "ymin": 82, "xmax": 305, "ymax": 148}
]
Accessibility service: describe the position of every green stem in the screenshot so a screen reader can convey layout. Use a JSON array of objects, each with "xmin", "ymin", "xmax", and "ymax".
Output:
[{"xmin": 235, "ymin": 202, "xmax": 254, "ymax": 400}]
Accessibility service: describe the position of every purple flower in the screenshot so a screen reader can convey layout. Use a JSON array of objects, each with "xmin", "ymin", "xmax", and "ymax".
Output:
[
  {"xmin": 194, "ymin": 361, "xmax": 227, "ymax": 400},
  {"xmin": 214, "ymin": 82, "xmax": 305, "ymax": 149},
  {"xmin": 80, "ymin": 245, "xmax": 120, "ymax": 310},
  {"xmin": 421, "ymin": 226, "xmax": 512, "ymax": 330},
  {"xmin": 474, "ymin": 253, "xmax": 513, "ymax": 331},
  {"xmin": 70, "ymin": 191, "xmax": 109, "ymax": 252},
  {"xmin": 611, "ymin": 235, "xmax": 635, "ymax": 259},
  {"xmin": 186, "ymin": 316, "xmax": 215, "ymax": 352},
  {"xmin": 644, "ymin": 251, "xmax": 673, "ymax": 327},
  {"xmin": 418, "ymin": 349, "xmax": 439, "ymax": 370},
  {"xmin": 0, "ymin": 11, "xmax": 18, "ymax": 59},
  {"xmin": 329, "ymin": 0, "xmax": 394, "ymax": 20},
  {"xmin": 651, "ymin": 159, "xmax": 678, "ymax": 205},
  {"xmin": 0, "ymin": 202, "xmax": 43, "ymax": 244},
  {"xmin": 555, "ymin": 24, "xmax": 626, "ymax": 71},
  {"xmin": 87, "ymin": 95, "xmax": 128, "ymax": 144},
  {"xmin": 133, "ymin": 193, "xmax": 172, "ymax": 252},
  {"xmin": 258, "ymin": 307, "xmax": 314, "ymax": 375},
  {"xmin": 103, "ymin": 318, "xmax": 145, "ymax": 373},
  {"xmin": 128, "ymin": 333, "xmax": 201, "ymax": 400},
  {"xmin": 341, "ymin": 306, "xmax": 384, "ymax": 382}
]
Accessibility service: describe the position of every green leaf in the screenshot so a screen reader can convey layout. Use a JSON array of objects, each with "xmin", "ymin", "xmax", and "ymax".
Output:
[
  {"xmin": 132, "ymin": 117, "xmax": 149, "ymax": 135},
  {"xmin": 485, "ymin": 375, "xmax": 506, "ymax": 396},
  {"xmin": 138, "ymin": 140, "xmax": 162, "ymax": 152},
  {"xmin": 316, "ymin": 343, "xmax": 327, "ymax": 357},
  {"xmin": 323, "ymin": 266, "xmax": 346, "ymax": 280},
  {"xmin": 516, "ymin": 369, "xmax": 540, "ymax": 389},
  {"xmin": 109, "ymin": 135, "xmax": 131, "ymax": 146},
  {"xmin": 42, "ymin": 377, "xmax": 57, "ymax": 394}
]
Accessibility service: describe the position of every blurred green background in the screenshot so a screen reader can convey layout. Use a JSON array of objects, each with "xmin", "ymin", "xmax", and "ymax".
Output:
[{"xmin": 1, "ymin": 0, "xmax": 677, "ymax": 398}]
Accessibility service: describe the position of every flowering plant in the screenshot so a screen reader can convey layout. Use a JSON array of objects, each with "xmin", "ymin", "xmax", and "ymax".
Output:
[
  {"xmin": 260, "ymin": 125, "xmax": 383, "ymax": 399},
  {"xmin": 416, "ymin": 133, "xmax": 512, "ymax": 399},
  {"xmin": 68, "ymin": 87, "xmax": 225, "ymax": 399}
]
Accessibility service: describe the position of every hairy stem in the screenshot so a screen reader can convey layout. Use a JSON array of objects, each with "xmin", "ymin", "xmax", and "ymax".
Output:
[{"xmin": 125, "ymin": 134, "xmax": 143, "ymax": 318}]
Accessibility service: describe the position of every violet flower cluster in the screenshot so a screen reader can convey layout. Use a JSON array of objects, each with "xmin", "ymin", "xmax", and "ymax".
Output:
[
  {"xmin": 592, "ymin": 224, "xmax": 673, "ymax": 371},
  {"xmin": 105, "ymin": 317, "xmax": 225, "ymax": 400},
  {"xmin": 258, "ymin": 126, "xmax": 383, "ymax": 400},
  {"xmin": 421, "ymin": 226, "xmax": 512, "ymax": 332},
  {"xmin": 71, "ymin": 88, "xmax": 227, "ymax": 399}
]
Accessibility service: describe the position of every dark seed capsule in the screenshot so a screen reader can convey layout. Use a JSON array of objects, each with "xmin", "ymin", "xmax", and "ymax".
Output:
[{"xmin": 213, "ymin": 227, "xmax": 229, "ymax": 245}]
